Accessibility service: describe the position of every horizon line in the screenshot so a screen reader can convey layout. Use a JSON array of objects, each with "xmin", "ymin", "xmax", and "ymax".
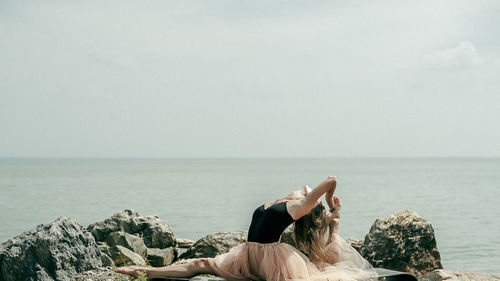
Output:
[{"xmin": 0, "ymin": 156, "xmax": 499, "ymax": 161}]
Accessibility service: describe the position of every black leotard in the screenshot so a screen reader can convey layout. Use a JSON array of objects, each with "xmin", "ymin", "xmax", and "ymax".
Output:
[{"xmin": 247, "ymin": 201, "xmax": 295, "ymax": 243}]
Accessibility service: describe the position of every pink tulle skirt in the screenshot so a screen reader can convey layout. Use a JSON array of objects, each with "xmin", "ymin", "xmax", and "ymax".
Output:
[{"xmin": 207, "ymin": 234, "xmax": 376, "ymax": 281}]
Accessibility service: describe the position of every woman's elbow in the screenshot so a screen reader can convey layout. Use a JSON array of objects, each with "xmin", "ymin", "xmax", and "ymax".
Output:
[{"xmin": 326, "ymin": 176, "xmax": 337, "ymax": 184}]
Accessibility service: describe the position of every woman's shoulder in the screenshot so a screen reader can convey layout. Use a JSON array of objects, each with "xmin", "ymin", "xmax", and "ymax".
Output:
[{"xmin": 282, "ymin": 186, "xmax": 310, "ymax": 201}]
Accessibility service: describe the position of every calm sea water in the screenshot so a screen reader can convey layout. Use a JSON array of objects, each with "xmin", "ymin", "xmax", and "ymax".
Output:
[{"xmin": 0, "ymin": 158, "xmax": 499, "ymax": 274}]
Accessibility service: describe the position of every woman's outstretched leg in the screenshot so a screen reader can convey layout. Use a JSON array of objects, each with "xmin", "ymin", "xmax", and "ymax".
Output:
[{"xmin": 114, "ymin": 258, "xmax": 216, "ymax": 278}]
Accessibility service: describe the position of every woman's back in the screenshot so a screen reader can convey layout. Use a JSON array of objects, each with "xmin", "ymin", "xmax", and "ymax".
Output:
[{"xmin": 247, "ymin": 201, "xmax": 295, "ymax": 243}]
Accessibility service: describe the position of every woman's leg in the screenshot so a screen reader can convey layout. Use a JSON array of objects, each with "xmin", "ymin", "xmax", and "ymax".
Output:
[{"xmin": 114, "ymin": 258, "xmax": 216, "ymax": 278}]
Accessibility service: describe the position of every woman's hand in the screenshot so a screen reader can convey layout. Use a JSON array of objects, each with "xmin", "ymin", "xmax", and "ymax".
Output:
[
  {"xmin": 331, "ymin": 196, "xmax": 342, "ymax": 218},
  {"xmin": 326, "ymin": 196, "xmax": 342, "ymax": 220},
  {"xmin": 333, "ymin": 196, "xmax": 341, "ymax": 209},
  {"xmin": 325, "ymin": 176, "xmax": 337, "ymax": 211},
  {"xmin": 114, "ymin": 266, "xmax": 146, "ymax": 278},
  {"xmin": 326, "ymin": 196, "xmax": 342, "ymax": 236}
]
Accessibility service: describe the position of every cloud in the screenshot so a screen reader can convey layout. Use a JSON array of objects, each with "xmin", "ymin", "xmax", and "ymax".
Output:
[{"xmin": 424, "ymin": 42, "xmax": 482, "ymax": 70}]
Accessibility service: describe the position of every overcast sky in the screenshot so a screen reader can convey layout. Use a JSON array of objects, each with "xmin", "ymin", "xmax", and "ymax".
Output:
[{"xmin": 1, "ymin": 0, "xmax": 499, "ymax": 158}]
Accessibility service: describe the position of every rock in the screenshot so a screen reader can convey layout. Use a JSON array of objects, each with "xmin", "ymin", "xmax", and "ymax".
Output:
[
  {"xmin": 108, "ymin": 245, "xmax": 146, "ymax": 266},
  {"xmin": 419, "ymin": 269, "xmax": 500, "ymax": 281},
  {"xmin": 139, "ymin": 216, "xmax": 176, "ymax": 249},
  {"xmin": 176, "ymin": 238, "xmax": 196, "ymax": 248},
  {"xmin": 72, "ymin": 267, "xmax": 125, "ymax": 281},
  {"xmin": 97, "ymin": 242, "xmax": 111, "ymax": 257},
  {"xmin": 34, "ymin": 266, "xmax": 53, "ymax": 281},
  {"xmin": 360, "ymin": 210, "xmax": 442, "ymax": 278},
  {"xmin": 87, "ymin": 210, "xmax": 140, "ymax": 242},
  {"xmin": 88, "ymin": 210, "xmax": 176, "ymax": 249},
  {"xmin": 106, "ymin": 231, "xmax": 147, "ymax": 256},
  {"xmin": 179, "ymin": 231, "xmax": 248, "ymax": 259},
  {"xmin": 0, "ymin": 217, "xmax": 102, "ymax": 281},
  {"xmin": 147, "ymin": 247, "xmax": 177, "ymax": 267},
  {"xmin": 100, "ymin": 253, "xmax": 114, "ymax": 267},
  {"xmin": 96, "ymin": 242, "xmax": 114, "ymax": 266},
  {"xmin": 346, "ymin": 238, "xmax": 364, "ymax": 253}
]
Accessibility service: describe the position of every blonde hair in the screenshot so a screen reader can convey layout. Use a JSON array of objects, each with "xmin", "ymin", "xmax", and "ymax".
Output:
[{"xmin": 292, "ymin": 203, "xmax": 330, "ymax": 261}]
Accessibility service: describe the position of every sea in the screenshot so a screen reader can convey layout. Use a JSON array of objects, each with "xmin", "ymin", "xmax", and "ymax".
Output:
[{"xmin": 0, "ymin": 158, "xmax": 498, "ymax": 274}]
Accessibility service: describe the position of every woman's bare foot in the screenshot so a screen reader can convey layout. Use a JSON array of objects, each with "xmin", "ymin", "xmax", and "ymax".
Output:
[{"xmin": 114, "ymin": 266, "xmax": 146, "ymax": 278}]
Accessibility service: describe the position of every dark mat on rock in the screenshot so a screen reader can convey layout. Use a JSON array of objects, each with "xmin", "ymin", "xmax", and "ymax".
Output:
[
  {"xmin": 374, "ymin": 268, "xmax": 418, "ymax": 281},
  {"xmin": 148, "ymin": 268, "xmax": 417, "ymax": 281}
]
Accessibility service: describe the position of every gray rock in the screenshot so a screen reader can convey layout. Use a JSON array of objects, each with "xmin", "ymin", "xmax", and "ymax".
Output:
[
  {"xmin": 100, "ymin": 254, "xmax": 114, "ymax": 267},
  {"xmin": 360, "ymin": 210, "xmax": 443, "ymax": 278},
  {"xmin": 139, "ymin": 216, "xmax": 176, "ymax": 249},
  {"xmin": 176, "ymin": 238, "xmax": 196, "ymax": 248},
  {"xmin": 346, "ymin": 238, "xmax": 364, "ymax": 253},
  {"xmin": 147, "ymin": 247, "xmax": 177, "ymax": 267},
  {"xmin": 106, "ymin": 231, "xmax": 147, "ymax": 256},
  {"xmin": 72, "ymin": 266, "xmax": 125, "ymax": 281},
  {"xmin": 87, "ymin": 210, "xmax": 140, "ymax": 242},
  {"xmin": 179, "ymin": 231, "xmax": 248, "ymax": 259},
  {"xmin": 419, "ymin": 269, "xmax": 500, "ymax": 281},
  {"xmin": 97, "ymin": 242, "xmax": 111, "ymax": 257},
  {"xmin": 109, "ymin": 245, "xmax": 146, "ymax": 266},
  {"xmin": 96, "ymin": 243, "xmax": 114, "ymax": 266},
  {"xmin": 88, "ymin": 210, "xmax": 176, "ymax": 249},
  {"xmin": 35, "ymin": 265, "xmax": 53, "ymax": 281},
  {"xmin": 0, "ymin": 217, "xmax": 102, "ymax": 281}
]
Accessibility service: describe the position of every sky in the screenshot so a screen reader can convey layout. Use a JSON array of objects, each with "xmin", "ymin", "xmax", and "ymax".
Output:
[{"xmin": 1, "ymin": 0, "xmax": 499, "ymax": 158}]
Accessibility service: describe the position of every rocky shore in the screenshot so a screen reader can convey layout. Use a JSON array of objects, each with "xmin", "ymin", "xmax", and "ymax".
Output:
[{"xmin": 0, "ymin": 210, "xmax": 498, "ymax": 281}]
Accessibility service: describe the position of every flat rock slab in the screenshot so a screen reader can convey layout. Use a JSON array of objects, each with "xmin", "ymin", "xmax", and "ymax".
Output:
[
  {"xmin": 106, "ymin": 231, "xmax": 147, "ymax": 255},
  {"xmin": 176, "ymin": 238, "xmax": 196, "ymax": 248},
  {"xmin": 109, "ymin": 245, "xmax": 146, "ymax": 266},
  {"xmin": 420, "ymin": 270, "xmax": 500, "ymax": 281}
]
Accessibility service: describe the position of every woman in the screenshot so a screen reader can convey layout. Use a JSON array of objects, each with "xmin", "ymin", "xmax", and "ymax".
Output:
[{"xmin": 115, "ymin": 176, "xmax": 375, "ymax": 281}]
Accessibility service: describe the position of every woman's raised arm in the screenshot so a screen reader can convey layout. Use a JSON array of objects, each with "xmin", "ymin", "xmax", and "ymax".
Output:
[{"xmin": 289, "ymin": 176, "xmax": 337, "ymax": 219}]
